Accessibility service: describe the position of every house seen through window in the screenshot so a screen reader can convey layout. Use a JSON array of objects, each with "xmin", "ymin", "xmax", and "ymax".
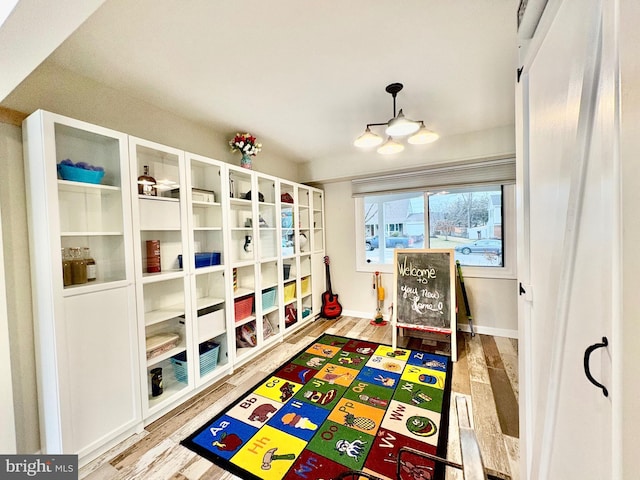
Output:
[{"xmin": 362, "ymin": 187, "xmax": 503, "ymax": 267}]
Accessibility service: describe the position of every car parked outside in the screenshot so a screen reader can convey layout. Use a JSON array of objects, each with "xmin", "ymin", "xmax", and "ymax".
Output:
[
  {"xmin": 454, "ymin": 239, "xmax": 502, "ymax": 255},
  {"xmin": 365, "ymin": 234, "xmax": 420, "ymax": 250}
]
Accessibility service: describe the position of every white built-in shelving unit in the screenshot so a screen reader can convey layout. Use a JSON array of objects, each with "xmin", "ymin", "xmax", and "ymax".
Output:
[
  {"xmin": 22, "ymin": 110, "xmax": 325, "ymax": 464},
  {"xmin": 23, "ymin": 110, "xmax": 141, "ymax": 462}
]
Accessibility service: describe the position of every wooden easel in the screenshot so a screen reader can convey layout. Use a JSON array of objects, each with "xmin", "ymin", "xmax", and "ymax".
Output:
[{"xmin": 391, "ymin": 249, "xmax": 457, "ymax": 361}]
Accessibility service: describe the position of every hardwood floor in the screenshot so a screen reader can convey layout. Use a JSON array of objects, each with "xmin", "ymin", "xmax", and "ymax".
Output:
[{"xmin": 80, "ymin": 316, "xmax": 519, "ymax": 479}]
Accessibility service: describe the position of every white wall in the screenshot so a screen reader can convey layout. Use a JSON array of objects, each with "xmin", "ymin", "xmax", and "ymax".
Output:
[
  {"xmin": 0, "ymin": 163, "xmax": 16, "ymax": 454},
  {"xmin": 0, "ymin": 122, "xmax": 38, "ymax": 453},
  {"xmin": 321, "ymin": 181, "xmax": 518, "ymax": 337}
]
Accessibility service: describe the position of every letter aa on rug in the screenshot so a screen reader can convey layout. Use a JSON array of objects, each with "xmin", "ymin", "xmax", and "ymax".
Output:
[{"xmin": 182, "ymin": 334, "xmax": 452, "ymax": 480}]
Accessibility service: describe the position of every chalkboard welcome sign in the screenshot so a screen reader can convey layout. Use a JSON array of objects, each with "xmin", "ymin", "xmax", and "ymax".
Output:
[{"xmin": 393, "ymin": 249, "xmax": 456, "ymax": 333}]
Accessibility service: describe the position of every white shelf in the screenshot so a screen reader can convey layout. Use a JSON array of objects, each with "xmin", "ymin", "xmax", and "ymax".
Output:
[
  {"xmin": 145, "ymin": 303, "xmax": 185, "ymax": 325},
  {"xmin": 232, "ymin": 260, "xmax": 255, "ymax": 268},
  {"xmin": 58, "ymin": 179, "xmax": 121, "ymax": 193},
  {"xmin": 147, "ymin": 375, "xmax": 190, "ymax": 410},
  {"xmin": 234, "ymin": 315, "xmax": 256, "ymax": 327},
  {"xmin": 233, "ymin": 287, "xmax": 254, "ymax": 298},
  {"xmin": 141, "ymin": 270, "xmax": 185, "ymax": 283},
  {"xmin": 61, "ymin": 279, "xmax": 130, "ymax": 297},
  {"xmin": 139, "ymin": 227, "xmax": 182, "ymax": 232},
  {"xmin": 262, "ymin": 334, "xmax": 280, "ymax": 348},
  {"xmin": 263, "ymin": 305, "xmax": 279, "ymax": 315},
  {"xmin": 235, "ymin": 346, "xmax": 257, "ymax": 360},
  {"xmin": 194, "ymin": 264, "xmax": 225, "ymax": 274},
  {"xmin": 138, "ymin": 195, "xmax": 179, "ymax": 203},
  {"xmin": 230, "ymin": 198, "xmax": 251, "ymax": 205},
  {"xmin": 194, "ymin": 226, "xmax": 222, "ymax": 231},
  {"xmin": 199, "ymin": 327, "xmax": 226, "ymax": 343},
  {"xmin": 61, "ymin": 231, "xmax": 124, "ymax": 236},
  {"xmin": 198, "ymin": 363, "xmax": 231, "ymax": 382},
  {"xmin": 192, "ymin": 201, "xmax": 221, "ymax": 207},
  {"xmin": 146, "ymin": 344, "xmax": 186, "ymax": 367},
  {"xmin": 196, "ymin": 296, "xmax": 225, "ymax": 310}
]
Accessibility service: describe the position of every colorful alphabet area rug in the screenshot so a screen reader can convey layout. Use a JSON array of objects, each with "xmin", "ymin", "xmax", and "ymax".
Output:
[{"xmin": 182, "ymin": 334, "xmax": 452, "ymax": 480}]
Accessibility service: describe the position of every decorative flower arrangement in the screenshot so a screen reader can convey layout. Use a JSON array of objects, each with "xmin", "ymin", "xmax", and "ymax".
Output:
[{"xmin": 229, "ymin": 133, "xmax": 262, "ymax": 157}]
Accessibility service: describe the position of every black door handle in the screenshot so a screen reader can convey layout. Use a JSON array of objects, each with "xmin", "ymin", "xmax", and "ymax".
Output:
[{"xmin": 583, "ymin": 336, "xmax": 608, "ymax": 397}]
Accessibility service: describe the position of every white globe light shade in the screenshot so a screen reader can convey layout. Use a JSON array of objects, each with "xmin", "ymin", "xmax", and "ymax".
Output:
[
  {"xmin": 385, "ymin": 109, "xmax": 420, "ymax": 137},
  {"xmin": 408, "ymin": 125, "xmax": 440, "ymax": 144},
  {"xmin": 354, "ymin": 127, "xmax": 383, "ymax": 148},
  {"xmin": 377, "ymin": 137, "xmax": 405, "ymax": 155}
]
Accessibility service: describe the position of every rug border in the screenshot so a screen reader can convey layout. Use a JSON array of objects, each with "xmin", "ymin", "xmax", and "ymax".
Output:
[{"xmin": 181, "ymin": 333, "xmax": 453, "ymax": 480}]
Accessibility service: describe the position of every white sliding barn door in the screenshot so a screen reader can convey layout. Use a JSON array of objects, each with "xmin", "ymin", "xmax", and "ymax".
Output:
[{"xmin": 518, "ymin": 0, "xmax": 617, "ymax": 478}]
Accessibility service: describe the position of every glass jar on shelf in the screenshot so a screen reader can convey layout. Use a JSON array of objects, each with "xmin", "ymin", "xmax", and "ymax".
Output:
[
  {"xmin": 83, "ymin": 247, "xmax": 96, "ymax": 282},
  {"xmin": 138, "ymin": 165, "xmax": 157, "ymax": 196},
  {"xmin": 62, "ymin": 248, "xmax": 72, "ymax": 287},
  {"xmin": 69, "ymin": 247, "xmax": 87, "ymax": 284}
]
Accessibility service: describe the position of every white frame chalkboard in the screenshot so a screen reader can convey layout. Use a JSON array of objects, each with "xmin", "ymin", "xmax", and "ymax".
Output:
[{"xmin": 391, "ymin": 248, "xmax": 457, "ymax": 361}]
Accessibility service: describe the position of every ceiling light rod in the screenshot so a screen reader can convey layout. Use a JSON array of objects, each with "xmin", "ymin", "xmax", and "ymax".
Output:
[
  {"xmin": 353, "ymin": 82, "xmax": 439, "ymax": 153},
  {"xmin": 363, "ymin": 83, "xmax": 409, "ymax": 128},
  {"xmin": 386, "ymin": 82, "xmax": 402, "ymax": 118}
]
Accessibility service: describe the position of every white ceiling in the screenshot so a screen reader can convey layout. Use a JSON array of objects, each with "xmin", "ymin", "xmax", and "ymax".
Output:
[{"xmin": 14, "ymin": 0, "xmax": 518, "ymax": 177}]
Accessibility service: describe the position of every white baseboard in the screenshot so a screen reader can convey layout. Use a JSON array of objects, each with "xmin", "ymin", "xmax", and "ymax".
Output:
[
  {"xmin": 342, "ymin": 309, "xmax": 390, "ymax": 321},
  {"xmin": 341, "ymin": 310, "xmax": 518, "ymax": 339},
  {"xmin": 457, "ymin": 324, "xmax": 518, "ymax": 339}
]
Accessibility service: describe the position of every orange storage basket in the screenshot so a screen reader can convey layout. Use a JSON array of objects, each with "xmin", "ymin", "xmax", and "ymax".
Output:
[{"xmin": 234, "ymin": 295, "xmax": 254, "ymax": 321}]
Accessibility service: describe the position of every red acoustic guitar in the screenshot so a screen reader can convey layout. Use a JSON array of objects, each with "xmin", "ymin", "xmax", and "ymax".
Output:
[{"xmin": 321, "ymin": 256, "xmax": 342, "ymax": 319}]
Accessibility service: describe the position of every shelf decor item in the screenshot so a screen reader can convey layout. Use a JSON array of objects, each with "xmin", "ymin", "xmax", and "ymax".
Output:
[
  {"xmin": 146, "ymin": 240, "xmax": 161, "ymax": 273},
  {"xmin": 57, "ymin": 159, "xmax": 105, "ymax": 184},
  {"xmin": 137, "ymin": 165, "xmax": 157, "ymax": 196},
  {"xmin": 229, "ymin": 132, "xmax": 262, "ymax": 170}
]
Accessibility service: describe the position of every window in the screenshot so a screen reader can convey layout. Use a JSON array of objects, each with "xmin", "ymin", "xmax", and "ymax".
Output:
[
  {"xmin": 428, "ymin": 187, "xmax": 503, "ymax": 267},
  {"xmin": 355, "ymin": 184, "xmax": 515, "ymax": 279},
  {"xmin": 364, "ymin": 192, "xmax": 426, "ymax": 265}
]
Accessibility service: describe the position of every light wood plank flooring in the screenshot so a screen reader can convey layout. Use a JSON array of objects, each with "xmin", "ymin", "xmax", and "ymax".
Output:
[{"xmin": 80, "ymin": 316, "xmax": 519, "ymax": 479}]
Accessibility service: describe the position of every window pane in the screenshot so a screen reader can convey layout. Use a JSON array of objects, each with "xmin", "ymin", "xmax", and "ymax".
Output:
[
  {"xmin": 364, "ymin": 193, "xmax": 425, "ymax": 265},
  {"xmin": 428, "ymin": 188, "xmax": 503, "ymax": 266}
]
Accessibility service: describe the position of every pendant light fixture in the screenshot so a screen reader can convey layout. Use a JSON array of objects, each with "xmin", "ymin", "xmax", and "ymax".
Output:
[{"xmin": 353, "ymin": 83, "xmax": 439, "ymax": 154}]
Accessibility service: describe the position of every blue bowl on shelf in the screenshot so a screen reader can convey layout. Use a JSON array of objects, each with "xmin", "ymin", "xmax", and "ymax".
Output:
[{"xmin": 57, "ymin": 164, "xmax": 105, "ymax": 184}]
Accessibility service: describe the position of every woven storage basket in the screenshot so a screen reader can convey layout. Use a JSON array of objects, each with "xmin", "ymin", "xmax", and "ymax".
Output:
[
  {"xmin": 199, "ymin": 342, "xmax": 220, "ymax": 376},
  {"xmin": 170, "ymin": 351, "xmax": 188, "ymax": 383},
  {"xmin": 283, "ymin": 283, "xmax": 296, "ymax": 303},
  {"xmin": 300, "ymin": 276, "xmax": 311, "ymax": 295},
  {"xmin": 234, "ymin": 295, "xmax": 254, "ymax": 321},
  {"xmin": 261, "ymin": 288, "xmax": 277, "ymax": 309}
]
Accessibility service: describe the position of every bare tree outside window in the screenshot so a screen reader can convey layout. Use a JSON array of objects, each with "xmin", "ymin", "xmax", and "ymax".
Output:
[{"xmin": 361, "ymin": 187, "xmax": 503, "ymax": 267}]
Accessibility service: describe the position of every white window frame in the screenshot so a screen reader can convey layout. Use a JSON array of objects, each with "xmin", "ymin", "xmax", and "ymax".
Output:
[{"xmin": 355, "ymin": 184, "xmax": 517, "ymax": 280}]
